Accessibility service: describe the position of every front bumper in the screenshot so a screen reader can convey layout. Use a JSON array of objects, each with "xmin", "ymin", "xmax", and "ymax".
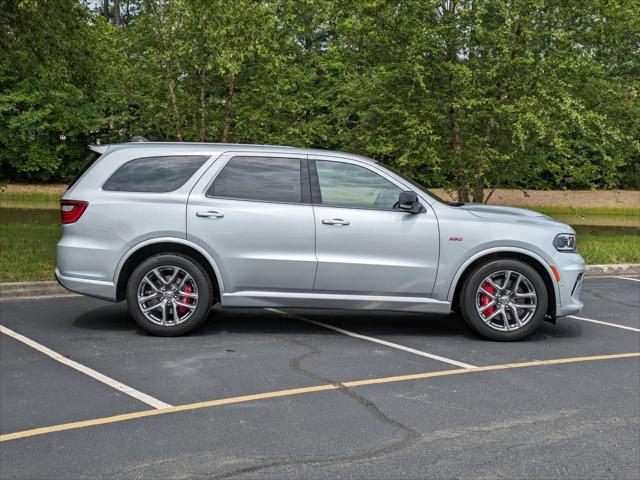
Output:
[
  {"xmin": 55, "ymin": 268, "xmax": 117, "ymax": 302},
  {"xmin": 554, "ymin": 253, "xmax": 585, "ymax": 317}
]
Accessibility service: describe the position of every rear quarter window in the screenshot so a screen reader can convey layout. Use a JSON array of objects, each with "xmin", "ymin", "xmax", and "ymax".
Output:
[{"xmin": 103, "ymin": 155, "xmax": 209, "ymax": 192}]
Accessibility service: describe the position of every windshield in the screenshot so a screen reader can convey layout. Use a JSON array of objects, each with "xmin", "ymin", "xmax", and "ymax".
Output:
[{"xmin": 380, "ymin": 163, "xmax": 462, "ymax": 205}]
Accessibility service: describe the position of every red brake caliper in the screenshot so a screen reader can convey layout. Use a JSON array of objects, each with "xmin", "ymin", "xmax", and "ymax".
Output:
[
  {"xmin": 480, "ymin": 283, "xmax": 495, "ymax": 317},
  {"xmin": 177, "ymin": 283, "xmax": 193, "ymax": 315}
]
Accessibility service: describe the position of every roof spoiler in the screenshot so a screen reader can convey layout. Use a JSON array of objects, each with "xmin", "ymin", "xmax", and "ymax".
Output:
[{"xmin": 89, "ymin": 144, "xmax": 109, "ymax": 154}]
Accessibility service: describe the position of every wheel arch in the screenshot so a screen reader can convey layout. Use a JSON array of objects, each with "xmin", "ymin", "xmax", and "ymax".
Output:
[
  {"xmin": 114, "ymin": 238, "xmax": 223, "ymax": 303},
  {"xmin": 449, "ymin": 249, "xmax": 558, "ymax": 318}
]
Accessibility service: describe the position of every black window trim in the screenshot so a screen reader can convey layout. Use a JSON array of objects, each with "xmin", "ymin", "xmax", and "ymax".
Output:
[
  {"xmin": 101, "ymin": 154, "xmax": 211, "ymax": 193},
  {"xmin": 205, "ymin": 155, "xmax": 312, "ymax": 206},
  {"xmin": 308, "ymin": 159, "xmax": 425, "ymax": 213},
  {"xmin": 308, "ymin": 159, "xmax": 322, "ymax": 204}
]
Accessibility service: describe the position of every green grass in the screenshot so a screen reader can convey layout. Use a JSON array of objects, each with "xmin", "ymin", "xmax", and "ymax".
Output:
[
  {"xmin": 574, "ymin": 225, "xmax": 640, "ymax": 265},
  {"xmin": 0, "ymin": 224, "xmax": 60, "ymax": 282}
]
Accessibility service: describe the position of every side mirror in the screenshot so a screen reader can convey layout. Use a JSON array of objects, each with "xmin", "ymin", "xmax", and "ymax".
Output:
[{"xmin": 395, "ymin": 191, "xmax": 424, "ymax": 214}]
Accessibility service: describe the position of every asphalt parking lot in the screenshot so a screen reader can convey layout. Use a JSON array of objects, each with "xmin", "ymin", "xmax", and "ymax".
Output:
[{"xmin": 1, "ymin": 276, "xmax": 638, "ymax": 479}]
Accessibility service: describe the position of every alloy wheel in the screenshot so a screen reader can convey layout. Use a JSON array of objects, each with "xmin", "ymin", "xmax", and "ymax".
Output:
[
  {"xmin": 136, "ymin": 265, "xmax": 199, "ymax": 326},
  {"xmin": 475, "ymin": 270, "xmax": 537, "ymax": 332}
]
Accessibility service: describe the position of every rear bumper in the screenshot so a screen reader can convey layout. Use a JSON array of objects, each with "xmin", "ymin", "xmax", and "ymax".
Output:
[
  {"xmin": 55, "ymin": 269, "xmax": 117, "ymax": 302},
  {"xmin": 554, "ymin": 253, "xmax": 585, "ymax": 317}
]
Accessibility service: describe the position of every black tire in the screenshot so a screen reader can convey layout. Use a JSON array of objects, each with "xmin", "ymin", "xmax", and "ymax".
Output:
[
  {"xmin": 459, "ymin": 258, "xmax": 548, "ymax": 341},
  {"xmin": 126, "ymin": 253, "xmax": 213, "ymax": 336}
]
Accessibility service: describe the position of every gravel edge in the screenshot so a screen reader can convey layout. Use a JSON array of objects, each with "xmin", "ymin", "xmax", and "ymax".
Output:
[{"xmin": 1, "ymin": 264, "xmax": 638, "ymax": 301}]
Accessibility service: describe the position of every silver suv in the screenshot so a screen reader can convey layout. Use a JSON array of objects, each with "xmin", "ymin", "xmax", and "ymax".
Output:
[{"xmin": 56, "ymin": 141, "xmax": 585, "ymax": 340}]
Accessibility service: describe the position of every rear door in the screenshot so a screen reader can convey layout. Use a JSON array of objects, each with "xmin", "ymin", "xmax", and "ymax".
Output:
[
  {"xmin": 187, "ymin": 152, "xmax": 317, "ymax": 293},
  {"xmin": 310, "ymin": 156, "xmax": 440, "ymax": 295}
]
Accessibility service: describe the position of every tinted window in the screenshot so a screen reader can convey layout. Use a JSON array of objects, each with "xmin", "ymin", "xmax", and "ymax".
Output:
[
  {"xmin": 208, "ymin": 156, "xmax": 302, "ymax": 203},
  {"xmin": 315, "ymin": 160, "xmax": 402, "ymax": 209},
  {"xmin": 103, "ymin": 156, "xmax": 208, "ymax": 192}
]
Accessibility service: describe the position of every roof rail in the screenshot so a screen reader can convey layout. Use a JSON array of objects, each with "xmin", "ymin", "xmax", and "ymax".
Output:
[{"xmin": 130, "ymin": 136, "xmax": 149, "ymax": 143}]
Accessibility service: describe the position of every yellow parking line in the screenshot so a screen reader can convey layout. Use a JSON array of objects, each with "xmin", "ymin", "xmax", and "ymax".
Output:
[{"xmin": 1, "ymin": 352, "xmax": 638, "ymax": 443}]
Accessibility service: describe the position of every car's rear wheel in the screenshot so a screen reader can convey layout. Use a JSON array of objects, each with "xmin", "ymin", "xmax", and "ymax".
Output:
[
  {"xmin": 459, "ymin": 259, "xmax": 548, "ymax": 341},
  {"xmin": 126, "ymin": 254, "xmax": 212, "ymax": 336}
]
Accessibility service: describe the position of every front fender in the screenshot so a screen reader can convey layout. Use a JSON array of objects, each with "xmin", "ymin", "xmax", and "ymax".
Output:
[{"xmin": 443, "ymin": 246, "xmax": 559, "ymax": 305}]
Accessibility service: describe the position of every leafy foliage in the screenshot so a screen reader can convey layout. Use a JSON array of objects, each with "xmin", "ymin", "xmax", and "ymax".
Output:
[{"xmin": 1, "ymin": 0, "xmax": 638, "ymax": 198}]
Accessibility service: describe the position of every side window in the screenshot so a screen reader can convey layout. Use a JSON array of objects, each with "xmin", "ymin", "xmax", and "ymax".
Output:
[
  {"xmin": 103, "ymin": 156, "xmax": 208, "ymax": 192},
  {"xmin": 315, "ymin": 160, "xmax": 402, "ymax": 209},
  {"xmin": 207, "ymin": 156, "xmax": 302, "ymax": 203}
]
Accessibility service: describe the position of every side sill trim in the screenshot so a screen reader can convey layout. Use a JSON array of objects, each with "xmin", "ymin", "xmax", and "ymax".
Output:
[
  {"xmin": 221, "ymin": 291, "xmax": 451, "ymax": 314},
  {"xmin": 224, "ymin": 291, "xmax": 449, "ymax": 303}
]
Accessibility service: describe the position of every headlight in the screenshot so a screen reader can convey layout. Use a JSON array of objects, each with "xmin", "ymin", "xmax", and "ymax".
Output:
[{"xmin": 553, "ymin": 233, "xmax": 576, "ymax": 252}]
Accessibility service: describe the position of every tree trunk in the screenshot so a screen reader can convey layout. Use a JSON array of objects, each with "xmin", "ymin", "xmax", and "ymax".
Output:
[
  {"xmin": 166, "ymin": 74, "xmax": 182, "ymax": 141},
  {"xmin": 198, "ymin": 70, "xmax": 206, "ymax": 141},
  {"xmin": 451, "ymin": 110, "xmax": 467, "ymax": 202},
  {"xmin": 473, "ymin": 175, "xmax": 484, "ymax": 203},
  {"xmin": 444, "ymin": 0, "xmax": 467, "ymax": 203},
  {"xmin": 103, "ymin": 0, "xmax": 109, "ymax": 20},
  {"xmin": 484, "ymin": 187, "xmax": 496, "ymax": 204},
  {"xmin": 222, "ymin": 73, "xmax": 236, "ymax": 143},
  {"xmin": 151, "ymin": 2, "xmax": 182, "ymax": 140},
  {"xmin": 474, "ymin": 120, "xmax": 492, "ymax": 203},
  {"xmin": 113, "ymin": 0, "xmax": 121, "ymax": 26}
]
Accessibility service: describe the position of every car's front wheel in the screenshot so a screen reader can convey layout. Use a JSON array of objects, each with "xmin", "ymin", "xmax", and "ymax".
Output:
[
  {"xmin": 126, "ymin": 254, "xmax": 213, "ymax": 336},
  {"xmin": 459, "ymin": 259, "xmax": 548, "ymax": 341}
]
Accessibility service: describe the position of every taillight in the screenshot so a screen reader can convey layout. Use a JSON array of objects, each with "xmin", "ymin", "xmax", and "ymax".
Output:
[{"xmin": 60, "ymin": 200, "xmax": 88, "ymax": 224}]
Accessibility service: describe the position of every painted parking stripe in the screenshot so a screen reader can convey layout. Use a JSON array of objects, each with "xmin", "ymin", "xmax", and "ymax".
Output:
[
  {"xmin": 614, "ymin": 276, "xmax": 640, "ymax": 283},
  {"xmin": 0, "ymin": 325, "xmax": 172, "ymax": 409},
  {"xmin": 266, "ymin": 308, "xmax": 476, "ymax": 369},
  {"xmin": 568, "ymin": 315, "xmax": 640, "ymax": 333},
  {"xmin": 1, "ymin": 352, "xmax": 637, "ymax": 443}
]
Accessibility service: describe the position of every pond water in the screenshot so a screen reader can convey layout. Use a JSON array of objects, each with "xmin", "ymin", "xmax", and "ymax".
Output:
[{"xmin": 1, "ymin": 208, "xmax": 59, "ymax": 224}]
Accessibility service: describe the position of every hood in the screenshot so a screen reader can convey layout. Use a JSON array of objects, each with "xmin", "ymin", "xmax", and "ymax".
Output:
[
  {"xmin": 458, "ymin": 204, "xmax": 552, "ymax": 220},
  {"xmin": 458, "ymin": 204, "xmax": 573, "ymax": 231},
  {"xmin": 458, "ymin": 203, "xmax": 575, "ymax": 234}
]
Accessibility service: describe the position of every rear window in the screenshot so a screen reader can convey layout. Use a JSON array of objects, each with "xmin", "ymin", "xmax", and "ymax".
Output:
[
  {"xmin": 103, "ymin": 156, "xmax": 209, "ymax": 192},
  {"xmin": 207, "ymin": 156, "xmax": 302, "ymax": 203}
]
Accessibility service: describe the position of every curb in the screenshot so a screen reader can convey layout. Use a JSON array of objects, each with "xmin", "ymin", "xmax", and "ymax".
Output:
[
  {"xmin": 584, "ymin": 263, "xmax": 640, "ymax": 277},
  {"xmin": 0, "ymin": 281, "xmax": 74, "ymax": 300},
  {"xmin": 1, "ymin": 264, "xmax": 638, "ymax": 301}
]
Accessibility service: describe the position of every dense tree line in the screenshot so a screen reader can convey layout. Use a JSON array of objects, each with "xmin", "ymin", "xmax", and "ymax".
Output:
[{"xmin": 1, "ymin": 0, "xmax": 638, "ymax": 200}]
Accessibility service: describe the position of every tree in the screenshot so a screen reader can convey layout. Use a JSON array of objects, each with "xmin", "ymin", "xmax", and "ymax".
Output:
[
  {"xmin": 0, "ymin": 0, "xmax": 637, "ymax": 190},
  {"xmin": 0, "ymin": 0, "xmax": 104, "ymax": 180}
]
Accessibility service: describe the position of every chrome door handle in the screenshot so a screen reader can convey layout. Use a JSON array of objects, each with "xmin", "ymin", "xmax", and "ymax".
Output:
[
  {"xmin": 196, "ymin": 211, "xmax": 224, "ymax": 218},
  {"xmin": 322, "ymin": 218, "xmax": 350, "ymax": 226}
]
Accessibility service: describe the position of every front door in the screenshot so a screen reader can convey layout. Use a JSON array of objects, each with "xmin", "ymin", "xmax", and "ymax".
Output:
[
  {"xmin": 187, "ymin": 153, "xmax": 316, "ymax": 293},
  {"xmin": 310, "ymin": 157, "xmax": 439, "ymax": 296}
]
